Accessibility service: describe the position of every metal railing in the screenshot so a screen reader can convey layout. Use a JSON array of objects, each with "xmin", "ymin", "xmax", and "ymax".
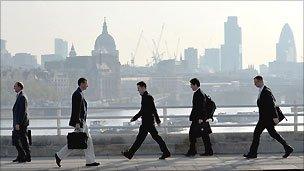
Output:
[{"xmin": 1, "ymin": 104, "xmax": 303, "ymax": 135}]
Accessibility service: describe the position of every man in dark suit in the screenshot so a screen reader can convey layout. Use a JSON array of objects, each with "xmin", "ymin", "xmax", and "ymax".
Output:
[
  {"xmin": 244, "ymin": 76, "xmax": 293, "ymax": 159},
  {"xmin": 122, "ymin": 81, "xmax": 171, "ymax": 160},
  {"xmin": 12, "ymin": 82, "xmax": 31, "ymax": 163},
  {"xmin": 55, "ymin": 78, "xmax": 100, "ymax": 167},
  {"xmin": 185, "ymin": 78, "xmax": 213, "ymax": 157}
]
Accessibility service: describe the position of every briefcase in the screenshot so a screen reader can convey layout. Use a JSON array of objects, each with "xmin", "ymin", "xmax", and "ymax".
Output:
[
  {"xmin": 200, "ymin": 122, "xmax": 212, "ymax": 135},
  {"xmin": 67, "ymin": 131, "xmax": 88, "ymax": 149},
  {"xmin": 275, "ymin": 106, "xmax": 287, "ymax": 125}
]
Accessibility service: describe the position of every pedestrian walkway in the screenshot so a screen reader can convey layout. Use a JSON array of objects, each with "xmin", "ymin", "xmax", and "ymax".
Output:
[{"xmin": 0, "ymin": 153, "xmax": 303, "ymax": 170}]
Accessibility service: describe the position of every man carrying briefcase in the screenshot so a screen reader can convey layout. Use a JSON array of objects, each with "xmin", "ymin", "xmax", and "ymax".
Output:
[{"xmin": 55, "ymin": 78, "xmax": 100, "ymax": 167}]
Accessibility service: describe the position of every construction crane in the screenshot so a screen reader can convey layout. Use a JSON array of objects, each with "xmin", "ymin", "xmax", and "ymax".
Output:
[
  {"xmin": 174, "ymin": 38, "xmax": 180, "ymax": 60},
  {"xmin": 130, "ymin": 30, "xmax": 143, "ymax": 67},
  {"xmin": 152, "ymin": 23, "xmax": 165, "ymax": 64},
  {"xmin": 165, "ymin": 41, "xmax": 170, "ymax": 58}
]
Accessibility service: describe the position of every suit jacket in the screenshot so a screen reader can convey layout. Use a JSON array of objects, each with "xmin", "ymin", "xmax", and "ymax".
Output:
[
  {"xmin": 189, "ymin": 88, "xmax": 207, "ymax": 122},
  {"xmin": 12, "ymin": 91, "xmax": 29, "ymax": 128},
  {"xmin": 69, "ymin": 87, "xmax": 87, "ymax": 128},
  {"xmin": 257, "ymin": 86, "xmax": 278, "ymax": 124},
  {"xmin": 132, "ymin": 91, "xmax": 161, "ymax": 126}
]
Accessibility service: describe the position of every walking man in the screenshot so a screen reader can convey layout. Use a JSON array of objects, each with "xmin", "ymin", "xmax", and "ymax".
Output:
[
  {"xmin": 244, "ymin": 75, "xmax": 293, "ymax": 159},
  {"xmin": 122, "ymin": 81, "xmax": 171, "ymax": 160},
  {"xmin": 55, "ymin": 78, "xmax": 100, "ymax": 167},
  {"xmin": 12, "ymin": 82, "xmax": 31, "ymax": 163},
  {"xmin": 185, "ymin": 78, "xmax": 213, "ymax": 157}
]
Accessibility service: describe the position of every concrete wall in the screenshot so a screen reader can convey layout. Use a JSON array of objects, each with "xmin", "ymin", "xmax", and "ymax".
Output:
[{"xmin": 1, "ymin": 132, "xmax": 303, "ymax": 157}]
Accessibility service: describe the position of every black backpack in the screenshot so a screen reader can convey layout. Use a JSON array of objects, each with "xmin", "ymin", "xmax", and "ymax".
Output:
[{"xmin": 204, "ymin": 93, "xmax": 216, "ymax": 121}]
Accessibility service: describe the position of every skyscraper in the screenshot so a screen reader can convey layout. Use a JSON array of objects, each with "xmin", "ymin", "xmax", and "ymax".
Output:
[
  {"xmin": 221, "ymin": 16, "xmax": 242, "ymax": 72},
  {"xmin": 276, "ymin": 23, "xmax": 297, "ymax": 62},
  {"xmin": 200, "ymin": 48, "xmax": 221, "ymax": 72},
  {"xmin": 55, "ymin": 38, "xmax": 68, "ymax": 60},
  {"xmin": 0, "ymin": 39, "xmax": 12, "ymax": 67},
  {"xmin": 184, "ymin": 47, "xmax": 198, "ymax": 72}
]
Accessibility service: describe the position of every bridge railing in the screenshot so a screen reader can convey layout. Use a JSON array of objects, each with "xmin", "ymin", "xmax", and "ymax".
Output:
[{"xmin": 1, "ymin": 104, "xmax": 303, "ymax": 135}]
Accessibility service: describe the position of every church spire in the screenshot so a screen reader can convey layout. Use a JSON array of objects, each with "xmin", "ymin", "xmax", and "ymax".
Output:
[
  {"xmin": 69, "ymin": 44, "xmax": 77, "ymax": 57},
  {"xmin": 102, "ymin": 17, "xmax": 108, "ymax": 34}
]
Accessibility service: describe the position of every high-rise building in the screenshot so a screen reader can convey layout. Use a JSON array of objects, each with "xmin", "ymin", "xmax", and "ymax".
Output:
[
  {"xmin": 184, "ymin": 47, "xmax": 198, "ymax": 72},
  {"xmin": 221, "ymin": 16, "xmax": 242, "ymax": 72},
  {"xmin": 41, "ymin": 54, "xmax": 62, "ymax": 68},
  {"xmin": 259, "ymin": 64, "xmax": 268, "ymax": 75},
  {"xmin": 200, "ymin": 48, "xmax": 221, "ymax": 72},
  {"xmin": 12, "ymin": 53, "xmax": 38, "ymax": 69},
  {"xmin": 55, "ymin": 38, "xmax": 68, "ymax": 60},
  {"xmin": 276, "ymin": 23, "xmax": 297, "ymax": 62},
  {"xmin": 0, "ymin": 39, "xmax": 12, "ymax": 67}
]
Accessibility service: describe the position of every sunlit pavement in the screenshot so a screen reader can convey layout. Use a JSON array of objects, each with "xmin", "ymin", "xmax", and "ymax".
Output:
[{"xmin": 1, "ymin": 153, "xmax": 303, "ymax": 171}]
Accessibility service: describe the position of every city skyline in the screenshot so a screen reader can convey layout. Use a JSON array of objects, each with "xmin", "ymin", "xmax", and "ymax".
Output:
[{"xmin": 1, "ymin": 1, "xmax": 303, "ymax": 67}]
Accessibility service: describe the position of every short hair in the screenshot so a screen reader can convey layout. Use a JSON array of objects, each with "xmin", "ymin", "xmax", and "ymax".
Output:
[
  {"xmin": 15, "ymin": 82, "xmax": 24, "ymax": 89},
  {"xmin": 190, "ymin": 78, "xmax": 200, "ymax": 87},
  {"xmin": 78, "ymin": 77, "xmax": 87, "ymax": 86},
  {"xmin": 137, "ymin": 81, "xmax": 147, "ymax": 88},
  {"xmin": 254, "ymin": 75, "xmax": 263, "ymax": 81}
]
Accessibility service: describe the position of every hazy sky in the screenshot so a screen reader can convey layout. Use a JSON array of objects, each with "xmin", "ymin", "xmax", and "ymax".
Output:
[{"xmin": 1, "ymin": 1, "xmax": 303, "ymax": 68}]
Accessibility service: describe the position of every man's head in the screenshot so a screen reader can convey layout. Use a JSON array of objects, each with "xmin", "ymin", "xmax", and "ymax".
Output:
[
  {"xmin": 78, "ymin": 77, "xmax": 88, "ymax": 91},
  {"xmin": 190, "ymin": 78, "xmax": 200, "ymax": 91},
  {"xmin": 14, "ymin": 82, "xmax": 24, "ymax": 93},
  {"xmin": 254, "ymin": 75, "xmax": 264, "ymax": 88},
  {"xmin": 137, "ymin": 81, "xmax": 147, "ymax": 95}
]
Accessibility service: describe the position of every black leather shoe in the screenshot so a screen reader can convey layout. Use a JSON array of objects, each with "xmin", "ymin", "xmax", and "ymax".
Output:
[
  {"xmin": 25, "ymin": 157, "xmax": 31, "ymax": 162},
  {"xmin": 18, "ymin": 158, "xmax": 26, "ymax": 163},
  {"xmin": 159, "ymin": 152, "xmax": 171, "ymax": 159},
  {"xmin": 243, "ymin": 153, "xmax": 257, "ymax": 159},
  {"xmin": 122, "ymin": 151, "xmax": 133, "ymax": 160},
  {"xmin": 25, "ymin": 155, "xmax": 31, "ymax": 162},
  {"xmin": 283, "ymin": 146, "xmax": 294, "ymax": 158},
  {"xmin": 55, "ymin": 153, "xmax": 61, "ymax": 167},
  {"xmin": 184, "ymin": 152, "xmax": 197, "ymax": 157},
  {"xmin": 200, "ymin": 152, "xmax": 213, "ymax": 156},
  {"xmin": 86, "ymin": 162, "xmax": 100, "ymax": 166},
  {"xmin": 12, "ymin": 157, "xmax": 20, "ymax": 162}
]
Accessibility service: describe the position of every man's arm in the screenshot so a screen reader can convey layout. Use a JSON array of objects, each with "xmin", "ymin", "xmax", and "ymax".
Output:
[
  {"xmin": 16, "ymin": 96, "xmax": 26, "ymax": 126},
  {"xmin": 151, "ymin": 96, "xmax": 161, "ymax": 124},
  {"xmin": 131, "ymin": 103, "xmax": 143, "ymax": 121},
  {"xmin": 195, "ymin": 93, "xmax": 206, "ymax": 121},
  {"xmin": 72, "ymin": 93, "xmax": 82, "ymax": 127},
  {"xmin": 265, "ymin": 90, "xmax": 278, "ymax": 119}
]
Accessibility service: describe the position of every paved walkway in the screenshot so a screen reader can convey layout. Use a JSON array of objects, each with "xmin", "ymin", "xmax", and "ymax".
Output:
[{"xmin": 0, "ymin": 153, "xmax": 303, "ymax": 171}]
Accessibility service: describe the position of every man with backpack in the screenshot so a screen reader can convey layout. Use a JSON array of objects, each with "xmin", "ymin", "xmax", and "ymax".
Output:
[{"xmin": 185, "ymin": 78, "xmax": 215, "ymax": 157}]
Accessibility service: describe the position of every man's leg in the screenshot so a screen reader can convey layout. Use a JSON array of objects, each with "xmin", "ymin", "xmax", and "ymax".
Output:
[
  {"xmin": 186, "ymin": 122, "xmax": 197, "ymax": 155},
  {"xmin": 14, "ymin": 131, "xmax": 26, "ymax": 162},
  {"xmin": 149, "ymin": 125, "xmax": 170, "ymax": 154},
  {"xmin": 14, "ymin": 141, "xmax": 26, "ymax": 162},
  {"xmin": 19, "ymin": 128, "xmax": 31, "ymax": 161},
  {"xmin": 83, "ymin": 123, "xmax": 96, "ymax": 164},
  {"xmin": 127, "ymin": 125, "xmax": 148, "ymax": 156},
  {"xmin": 56, "ymin": 145, "xmax": 75, "ymax": 160},
  {"xmin": 201, "ymin": 133, "xmax": 213, "ymax": 156},
  {"xmin": 248, "ymin": 122, "xmax": 265, "ymax": 156},
  {"xmin": 266, "ymin": 125, "xmax": 293, "ymax": 158}
]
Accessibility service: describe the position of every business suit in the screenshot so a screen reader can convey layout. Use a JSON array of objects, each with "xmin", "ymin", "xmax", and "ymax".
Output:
[
  {"xmin": 247, "ymin": 86, "xmax": 292, "ymax": 156},
  {"xmin": 187, "ymin": 88, "xmax": 213, "ymax": 156},
  {"xmin": 56, "ymin": 87, "xmax": 96, "ymax": 164},
  {"xmin": 12, "ymin": 90, "xmax": 30, "ymax": 162},
  {"xmin": 125, "ymin": 91, "xmax": 170, "ymax": 158}
]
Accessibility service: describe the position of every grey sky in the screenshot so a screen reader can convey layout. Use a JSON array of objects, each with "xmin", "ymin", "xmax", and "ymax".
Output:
[{"xmin": 1, "ymin": 1, "xmax": 303, "ymax": 67}]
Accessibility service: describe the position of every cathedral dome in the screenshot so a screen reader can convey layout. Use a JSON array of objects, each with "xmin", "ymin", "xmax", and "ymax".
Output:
[{"xmin": 94, "ymin": 19, "xmax": 116, "ymax": 53}]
